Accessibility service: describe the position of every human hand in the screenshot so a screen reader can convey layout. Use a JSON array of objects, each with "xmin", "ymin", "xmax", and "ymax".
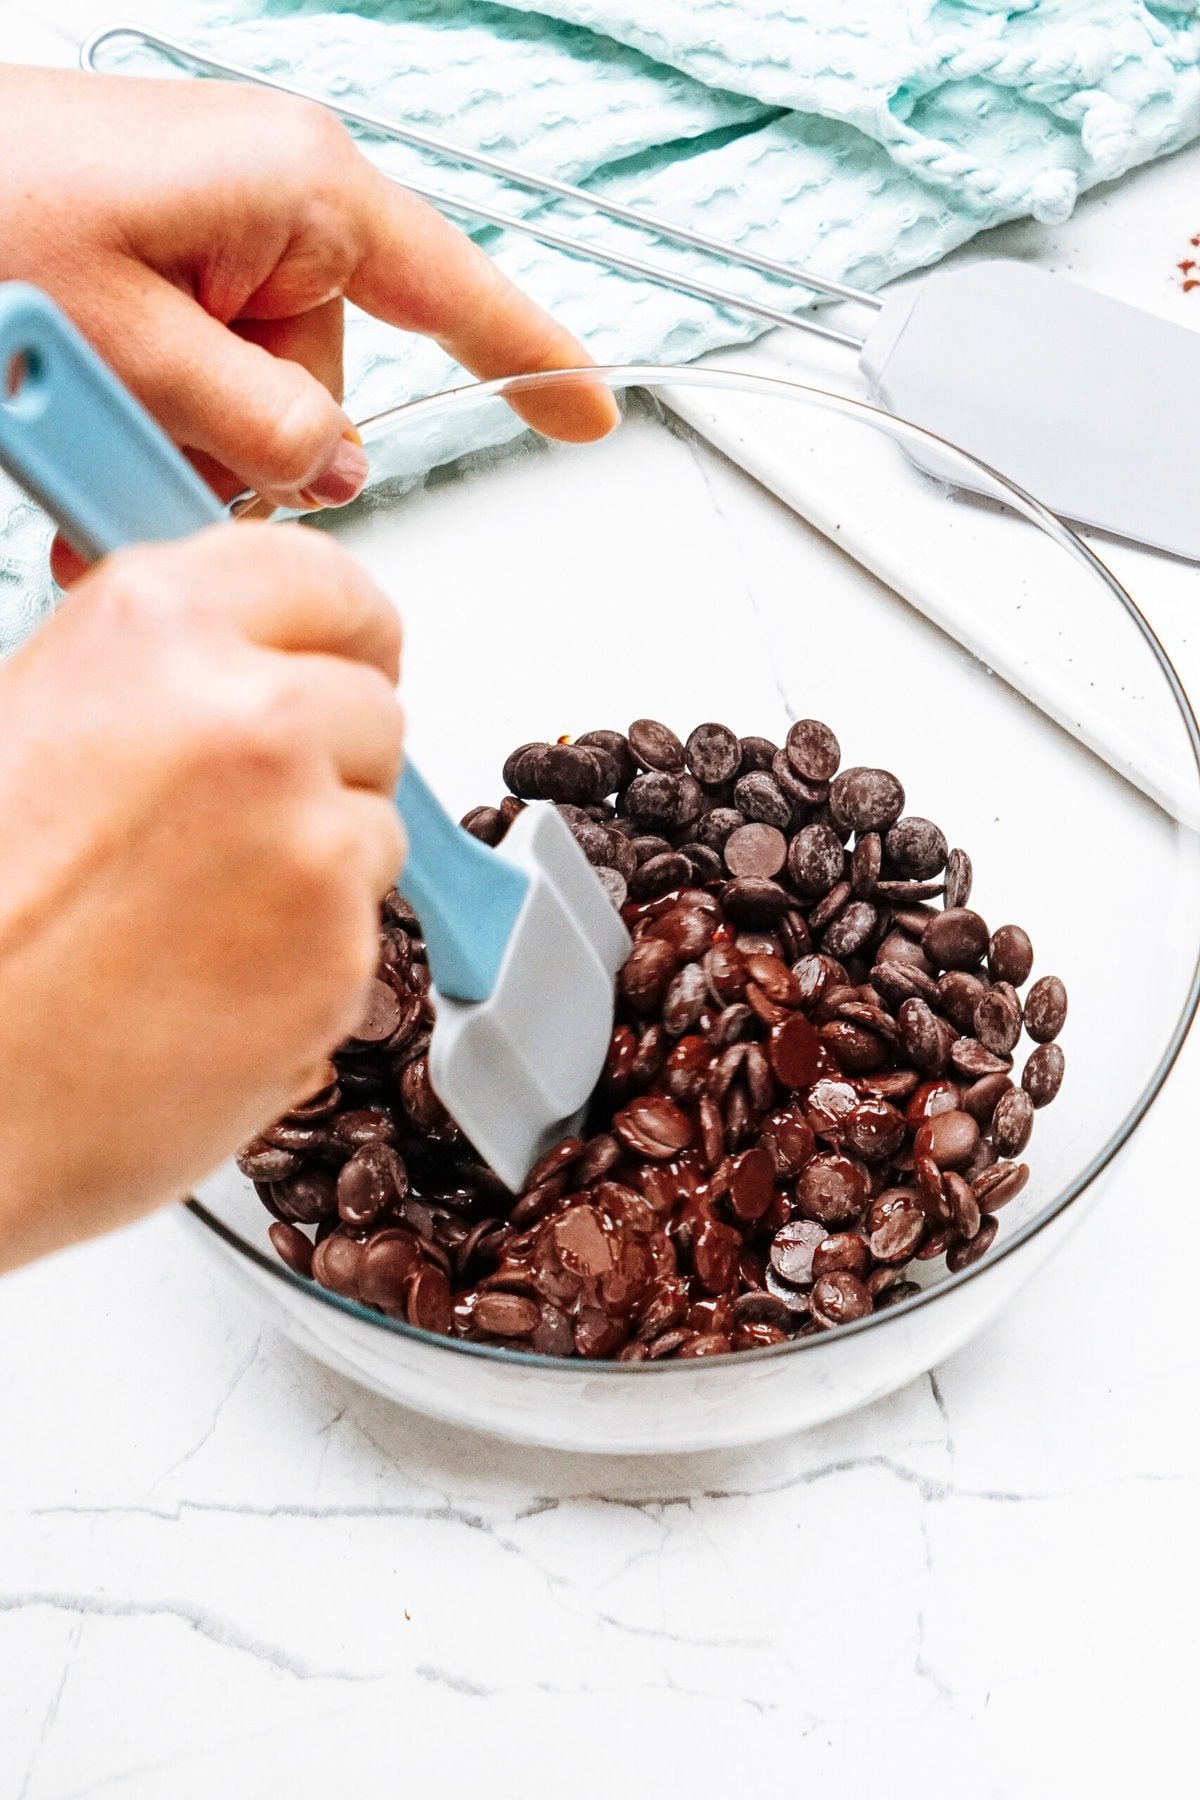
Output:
[
  {"xmin": 0, "ymin": 525, "xmax": 406, "ymax": 1271},
  {"xmin": 0, "ymin": 65, "xmax": 618, "ymax": 577}
]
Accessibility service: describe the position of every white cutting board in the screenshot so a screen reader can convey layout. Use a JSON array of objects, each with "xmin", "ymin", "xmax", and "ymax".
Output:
[{"xmin": 669, "ymin": 140, "xmax": 1200, "ymax": 829}]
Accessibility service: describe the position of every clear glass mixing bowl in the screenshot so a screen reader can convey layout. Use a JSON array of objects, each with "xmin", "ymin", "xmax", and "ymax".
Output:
[{"xmin": 187, "ymin": 365, "xmax": 1200, "ymax": 1453}]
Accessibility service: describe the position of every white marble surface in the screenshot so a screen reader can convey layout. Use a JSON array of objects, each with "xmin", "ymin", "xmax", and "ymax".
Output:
[{"xmin": 3, "ymin": 3, "xmax": 1200, "ymax": 1794}]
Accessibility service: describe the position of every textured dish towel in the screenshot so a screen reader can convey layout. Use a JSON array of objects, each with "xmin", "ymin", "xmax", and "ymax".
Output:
[{"xmin": 5, "ymin": 0, "xmax": 1200, "ymax": 650}]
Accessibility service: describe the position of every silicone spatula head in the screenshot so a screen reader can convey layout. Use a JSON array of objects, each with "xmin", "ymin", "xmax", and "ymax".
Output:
[
  {"xmin": 860, "ymin": 261, "xmax": 1200, "ymax": 559},
  {"xmin": 419, "ymin": 798, "xmax": 631, "ymax": 1191}
]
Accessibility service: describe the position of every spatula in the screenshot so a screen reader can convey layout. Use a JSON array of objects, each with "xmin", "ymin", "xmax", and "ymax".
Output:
[{"xmin": 0, "ymin": 283, "xmax": 629, "ymax": 1190}]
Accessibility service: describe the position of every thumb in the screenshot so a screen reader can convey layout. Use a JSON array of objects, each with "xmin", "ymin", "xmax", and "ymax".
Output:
[
  {"xmin": 50, "ymin": 450, "xmax": 276, "ymax": 589},
  {"xmin": 102, "ymin": 270, "xmax": 368, "ymax": 512}
]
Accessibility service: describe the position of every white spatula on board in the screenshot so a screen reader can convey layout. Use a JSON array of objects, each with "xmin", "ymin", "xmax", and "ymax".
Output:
[{"xmin": 0, "ymin": 283, "xmax": 630, "ymax": 1191}]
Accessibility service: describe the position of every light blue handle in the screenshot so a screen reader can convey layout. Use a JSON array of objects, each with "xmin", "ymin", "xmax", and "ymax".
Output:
[{"xmin": 0, "ymin": 283, "xmax": 527, "ymax": 1002}]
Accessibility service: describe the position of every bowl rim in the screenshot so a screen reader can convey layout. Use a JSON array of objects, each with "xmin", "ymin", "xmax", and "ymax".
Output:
[{"xmin": 197, "ymin": 360, "xmax": 1200, "ymax": 1373}]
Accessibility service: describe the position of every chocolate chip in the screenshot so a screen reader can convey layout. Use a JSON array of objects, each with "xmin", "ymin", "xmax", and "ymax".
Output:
[
  {"xmin": 772, "ymin": 748, "xmax": 827, "ymax": 809},
  {"xmin": 272, "ymin": 1170, "xmax": 338, "ymax": 1226},
  {"xmin": 938, "ymin": 970, "xmax": 989, "ymax": 1034},
  {"xmin": 337, "ymin": 1143, "xmax": 408, "ymax": 1226},
  {"xmin": 786, "ymin": 719, "xmax": 841, "ymax": 782},
  {"xmin": 237, "ymin": 1139, "xmax": 302, "ymax": 1183},
  {"xmin": 629, "ymin": 852, "xmax": 692, "ymax": 901},
  {"xmin": 407, "ymin": 1264, "xmax": 453, "ymax": 1333},
  {"xmin": 502, "ymin": 741, "xmax": 544, "ymax": 794},
  {"xmin": 662, "ymin": 964, "xmax": 708, "ymax": 1037},
  {"xmin": 1024, "ymin": 976, "xmax": 1068, "ymax": 1044},
  {"xmin": 722, "ymin": 877, "xmax": 791, "ymax": 924},
  {"xmin": 462, "ymin": 805, "xmax": 505, "ymax": 846},
  {"xmin": 770, "ymin": 1218, "xmax": 827, "ymax": 1286},
  {"xmin": 577, "ymin": 729, "xmax": 637, "ymax": 790},
  {"xmin": 738, "ymin": 735, "xmax": 779, "ymax": 773},
  {"xmin": 897, "ymin": 997, "xmax": 943, "ymax": 1071},
  {"xmin": 530, "ymin": 742, "xmax": 610, "ymax": 804},
  {"xmin": 829, "ymin": 767, "xmax": 905, "ymax": 833},
  {"xmin": 685, "ymin": 722, "xmax": 741, "ymax": 786},
  {"xmin": 1023, "ymin": 1042, "xmax": 1065, "ymax": 1107},
  {"xmin": 808, "ymin": 880, "xmax": 852, "ymax": 933},
  {"xmin": 268, "ymin": 1221, "xmax": 315, "ymax": 1279},
  {"xmin": 474, "ymin": 1291, "xmax": 541, "ymax": 1337},
  {"xmin": 787, "ymin": 822, "xmax": 845, "ymax": 897},
  {"xmin": 811, "ymin": 1270, "xmax": 871, "ymax": 1327},
  {"xmin": 943, "ymin": 848, "xmax": 973, "ymax": 909},
  {"xmin": 724, "ymin": 823, "xmax": 787, "ymax": 879},
  {"xmin": 312, "ymin": 1233, "xmax": 364, "ymax": 1300},
  {"xmin": 628, "ymin": 718, "xmax": 685, "ymax": 773},
  {"xmin": 988, "ymin": 924, "xmax": 1034, "ymax": 986},
  {"xmin": 884, "ymin": 816, "xmax": 948, "ymax": 878},
  {"xmin": 812, "ymin": 1232, "xmax": 870, "ymax": 1280},
  {"xmin": 973, "ymin": 1162, "xmax": 1029, "ymax": 1209},
  {"xmin": 974, "ymin": 985, "xmax": 1022, "ymax": 1056},
  {"xmin": 349, "ymin": 978, "xmax": 403, "ymax": 1046},
  {"xmin": 694, "ymin": 807, "xmax": 745, "ymax": 852},
  {"xmin": 733, "ymin": 771, "xmax": 793, "ymax": 831},
  {"xmin": 614, "ymin": 1095, "xmax": 694, "ymax": 1158},
  {"xmin": 797, "ymin": 1153, "xmax": 871, "ymax": 1226},
  {"xmin": 596, "ymin": 866, "xmax": 628, "ymax": 908},
  {"xmin": 734, "ymin": 1290, "xmax": 796, "ymax": 1330},
  {"xmin": 923, "ymin": 908, "xmax": 988, "ymax": 970},
  {"xmin": 874, "ymin": 878, "xmax": 945, "ymax": 902},
  {"xmin": 357, "ymin": 1230, "xmax": 423, "ymax": 1309},
  {"xmin": 727, "ymin": 1147, "xmax": 776, "ymax": 1222},
  {"xmin": 962, "ymin": 1071, "xmax": 1012, "ymax": 1127},
  {"xmin": 850, "ymin": 832, "xmax": 882, "ymax": 897},
  {"xmin": 677, "ymin": 841, "xmax": 724, "ymax": 884},
  {"xmin": 946, "ymin": 1214, "xmax": 998, "ymax": 1272},
  {"xmin": 867, "ymin": 1191, "xmax": 927, "ymax": 1263},
  {"xmin": 993, "ymin": 1087, "xmax": 1035, "ymax": 1155},
  {"xmin": 873, "ymin": 1279, "xmax": 922, "ymax": 1311},
  {"xmin": 822, "ymin": 899, "xmax": 878, "ymax": 960},
  {"xmin": 768, "ymin": 1013, "xmax": 822, "ymax": 1088},
  {"xmin": 625, "ymin": 771, "xmax": 685, "ymax": 829},
  {"xmin": 915, "ymin": 1109, "xmax": 980, "ymax": 1170}
]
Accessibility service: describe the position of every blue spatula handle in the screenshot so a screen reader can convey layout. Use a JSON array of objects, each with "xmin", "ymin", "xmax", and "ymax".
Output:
[{"xmin": 0, "ymin": 282, "xmax": 526, "ymax": 1001}]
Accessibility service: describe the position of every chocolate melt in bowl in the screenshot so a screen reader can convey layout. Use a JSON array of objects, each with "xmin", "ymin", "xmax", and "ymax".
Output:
[{"xmin": 242, "ymin": 719, "xmax": 1066, "ymax": 1362}]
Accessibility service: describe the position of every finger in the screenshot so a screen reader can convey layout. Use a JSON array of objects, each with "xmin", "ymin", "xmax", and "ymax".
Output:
[
  {"xmin": 100, "ymin": 267, "xmax": 367, "ymax": 510},
  {"xmin": 236, "ymin": 299, "xmax": 345, "ymax": 406},
  {"xmin": 336, "ymin": 784, "xmax": 408, "ymax": 899},
  {"xmin": 50, "ymin": 535, "xmax": 87, "ymax": 588},
  {"xmin": 94, "ymin": 524, "xmax": 402, "ymax": 680},
  {"xmin": 344, "ymin": 167, "xmax": 620, "ymax": 444},
  {"xmin": 51, "ymin": 447, "xmax": 248, "ymax": 587},
  {"xmin": 281, "ymin": 653, "xmax": 404, "ymax": 794}
]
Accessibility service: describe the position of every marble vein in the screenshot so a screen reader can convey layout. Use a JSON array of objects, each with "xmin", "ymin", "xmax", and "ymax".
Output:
[
  {"xmin": 413, "ymin": 1661, "xmax": 782, "ymax": 1713},
  {"xmin": 0, "ymin": 1592, "xmax": 382, "ymax": 1683},
  {"xmin": 146, "ymin": 1334, "xmax": 261, "ymax": 1490},
  {"xmin": 22, "ymin": 1456, "xmax": 1197, "ymax": 1528},
  {"xmin": 16, "ymin": 1617, "xmax": 82, "ymax": 1800}
]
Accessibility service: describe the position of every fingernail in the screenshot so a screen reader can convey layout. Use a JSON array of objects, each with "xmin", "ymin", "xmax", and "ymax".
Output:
[{"xmin": 305, "ymin": 435, "xmax": 369, "ymax": 507}]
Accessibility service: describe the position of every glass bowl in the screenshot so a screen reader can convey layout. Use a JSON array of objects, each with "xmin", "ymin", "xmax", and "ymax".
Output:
[{"xmin": 187, "ymin": 365, "xmax": 1200, "ymax": 1453}]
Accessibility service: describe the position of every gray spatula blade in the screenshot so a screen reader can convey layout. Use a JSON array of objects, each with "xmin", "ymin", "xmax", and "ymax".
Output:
[{"xmin": 860, "ymin": 261, "xmax": 1200, "ymax": 558}]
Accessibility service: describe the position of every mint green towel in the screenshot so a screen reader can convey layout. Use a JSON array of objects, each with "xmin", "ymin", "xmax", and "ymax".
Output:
[{"xmin": 6, "ymin": 0, "xmax": 1200, "ymax": 647}]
